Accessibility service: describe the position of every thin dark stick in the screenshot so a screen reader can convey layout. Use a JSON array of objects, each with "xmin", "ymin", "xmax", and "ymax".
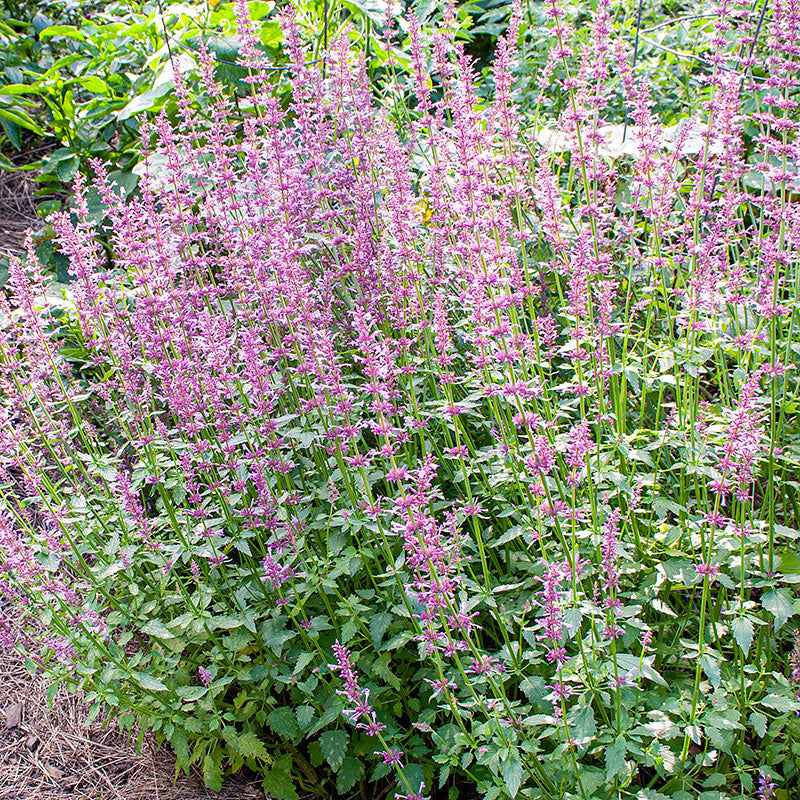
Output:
[{"xmin": 622, "ymin": 0, "xmax": 645, "ymax": 142}]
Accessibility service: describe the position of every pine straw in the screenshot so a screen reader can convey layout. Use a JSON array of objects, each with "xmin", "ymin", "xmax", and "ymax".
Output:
[
  {"xmin": 0, "ymin": 151, "xmax": 45, "ymax": 258},
  {"xmin": 0, "ymin": 644, "xmax": 265, "ymax": 800}
]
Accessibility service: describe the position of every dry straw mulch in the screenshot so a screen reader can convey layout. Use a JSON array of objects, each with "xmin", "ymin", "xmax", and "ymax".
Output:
[
  {"xmin": 0, "ymin": 149, "xmax": 44, "ymax": 258},
  {"xmin": 0, "ymin": 644, "xmax": 265, "ymax": 800}
]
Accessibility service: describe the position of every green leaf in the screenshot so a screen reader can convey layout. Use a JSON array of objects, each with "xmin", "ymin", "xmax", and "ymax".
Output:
[
  {"xmin": 1, "ymin": 118, "xmax": 20, "ymax": 150},
  {"xmin": 370, "ymin": 612, "xmax": 393, "ymax": 647},
  {"xmin": 702, "ymin": 773, "xmax": 727, "ymax": 789},
  {"xmin": 0, "ymin": 84, "xmax": 37, "ymax": 97},
  {"xmin": 141, "ymin": 619, "xmax": 176, "ymax": 639},
  {"xmin": 700, "ymin": 653, "xmax": 721, "ymax": 691},
  {"xmin": 39, "ymin": 24, "xmax": 86, "ymax": 41},
  {"xmin": 213, "ymin": 614, "xmax": 243, "ymax": 630},
  {"xmin": 308, "ymin": 702, "xmax": 343, "ymax": 735},
  {"xmin": 237, "ymin": 731, "xmax": 269, "ymax": 761},
  {"xmin": 117, "ymin": 83, "xmax": 172, "ymax": 121},
  {"xmin": 731, "ymin": 616, "xmax": 754, "ymax": 656},
  {"xmin": 170, "ymin": 728, "xmax": 190, "ymax": 772},
  {"xmin": 134, "ymin": 672, "xmax": 168, "ymax": 692},
  {"xmin": 761, "ymin": 693, "xmax": 800, "ymax": 713},
  {"xmin": 762, "ymin": 589, "xmax": 794, "ymax": 631},
  {"xmin": 500, "ymin": 750, "xmax": 523, "ymax": 798},
  {"xmin": 569, "ymin": 704, "xmax": 596, "ymax": 744},
  {"xmin": 336, "ymin": 756, "xmax": 364, "ymax": 793},
  {"xmin": 177, "ymin": 686, "xmax": 207, "ymax": 701},
  {"xmin": 77, "ymin": 76, "xmax": 108, "ymax": 94},
  {"xmin": 319, "ymin": 729, "xmax": 349, "ymax": 772},
  {"xmin": 372, "ymin": 653, "xmax": 401, "ymax": 689},
  {"xmin": 203, "ymin": 753, "xmax": 223, "ymax": 791},
  {"xmin": 261, "ymin": 755, "xmax": 298, "ymax": 800},
  {"xmin": 296, "ymin": 705, "xmax": 315, "ymax": 730},
  {"xmin": 0, "ymin": 107, "xmax": 43, "ymax": 135},
  {"xmin": 614, "ymin": 654, "xmax": 668, "ymax": 687},
  {"xmin": 267, "ymin": 707, "xmax": 300, "ymax": 742},
  {"xmin": 32, "ymin": 12, "xmax": 51, "ymax": 35},
  {"xmin": 605, "ymin": 736, "xmax": 627, "ymax": 781},
  {"xmin": 749, "ymin": 711, "xmax": 767, "ymax": 738}
]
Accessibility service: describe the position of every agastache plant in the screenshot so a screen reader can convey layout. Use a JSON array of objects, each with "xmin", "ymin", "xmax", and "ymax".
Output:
[{"xmin": 2, "ymin": 1, "xmax": 800, "ymax": 798}]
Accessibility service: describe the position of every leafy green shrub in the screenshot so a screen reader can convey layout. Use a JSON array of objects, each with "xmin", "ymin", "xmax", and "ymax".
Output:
[{"xmin": 3, "ymin": 2, "xmax": 800, "ymax": 799}]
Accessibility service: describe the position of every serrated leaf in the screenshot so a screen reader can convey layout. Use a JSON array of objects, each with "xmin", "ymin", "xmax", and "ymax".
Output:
[
  {"xmin": 308, "ymin": 702, "xmax": 343, "ymax": 735},
  {"xmin": 140, "ymin": 620, "xmax": 175, "ymax": 639},
  {"xmin": 203, "ymin": 753, "xmax": 223, "ymax": 791},
  {"xmin": 658, "ymin": 744, "xmax": 676, "ymax": 774},
  {"xmin": 372, "ymin": 653, "xmax": 401, "ymax": 689},
  {"xmin": 267, "ymin": 707, "xmax": 300, "ymax": 741},
  {"xmin": 615, "ymin": 653, "xmax": 668, "ymax": 687},
  {"xmin": 762, "ymin": 589, "xmax": 794, "ymax": 631},
  {"xmin": 319, "ymin": 729, "xmax": 349, "ymax": 772},
  {"xmin": 731, "ymin": 616, "xmax": 754, "ymax": 656},
  {"xmin": 170, "ymin": 728, "xmax": 189, "ymax": 772},
  {"xmin": 761, "ymin": 693, "xmax": 800, "ymax": 712},
  {"xmin": 134, "ymin": 672, "xmax": 168, "ymax": 692},
  {"xmin": 237, "ymin": 731, "xmax": 269, "ymax": 760},
  {"xmin": 569, "ymin": 704, "xmax": 596, "ymax": 744},
  {"xmin": 213, "ymin": 614, "xmax": 243, "ymax": 630},
  {"xmin": 500, "ymin": 750, "xmax": 523, "ymax": 797},
  {"xmin": 369, "ymin": 612, "xmax": 393, "ymax": 647},
  {"xmin": 703, "ymin": 772, "xmax": 726, "ymax": 788},
  {"xmin": 177, "ymin": 685, "xmax": 207, "ymax": 701},
  {"xmin": 336, "ymin": 755, "xmax": 364, "ymax": 793},
  {"xmin": 700, "ymin": 653, "xmax": 721, "ymax": 690},
  {"xmin": 749, "ymin": 710, "xmax": 767, "ymax": 738},
  {"xmin": 296, "ymin": 705, "xmax": 315, "ymax": 730},
  {"xmin": 605, "ymin": 736, "xmax": 626, "ymax": 781},
  {"xmin": 261, "ymin": 754, "xmax": 298, "ymax": 800}
]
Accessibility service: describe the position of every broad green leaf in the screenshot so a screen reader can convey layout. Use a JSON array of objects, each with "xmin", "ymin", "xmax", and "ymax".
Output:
[
  {"xmin": 731, "ymin": 616, "xmax": 754, "ymax": 656},
  {"xmin": 336, "ymin": 756, "xmax": 364, "ymax": 793},
  {"xmin": 77, "ymin": 76, "xmax": 108, "ymax": 94},
  {"xmin": 761, "ymin": 693, "xmax": 800, "ymax": 713},
  {"xmin": 261, "ymin": 754, "xmax": 298, "ymax": 800},
  {"xmin": 267, "ymin": 707, "xmax": 300, "ymax": 742},
  {"xmin": 118, "ymin": 83, "xmax": 172, "ymax": 121},
  {"xmin": 203, "ymin": 753, "xmax": 223, "ymax": 791},
  {"xmin": 500, "ymin": 750, "xmax": 523, "ymax": 798},
  {"xmin": 296, "ymin": 705, "xmax": 315, "ymax": 730},
  {"xmin": 134, "ymin": 672, "xmax": 168, "ymax": 692},
  {"xmin": 615, "ymin": 654, "xmax": 668, "ymax": 687},
  {"xmin": 700, "ymin": 653, "xmax": 721, "ymax": 691},
  {"xmin": 749, "ymin": 711, "xmax": 767, "ymax": 738},
  {"xmin": 762, "ymin": 589, "xmax": 794, "ymax": 631},
  {"xmin": 319, "ymin": 729, "xmax": 349, "ymax": 772},
  {"xmin": 212, "ymin": 614, "xmax": 243, "ymax": 630},
  {"xmin": 237, "ymin": 731, "xmax": 269, "ymax": 760},
  {"xmin": 39, "ymin": 25, "xmax": 86, "ymax": 41},
  {"xmin": 605, "ymin": 736, "xmax": 627, "ymax": 782},
  {"xmin": 141, "ymin": 619, "xmax": 175, "ymax": 639},
  {"xmin": 308, "ymin": 702, "xmax": 343, "ymax": 735},
  {"xmin": 569, "ymin": 704, "xmax": 596, "ymax": 744},
  {"xmin": 369, "ymin": 612, "xmax": 393, "ymax": 646},
  {"xmin": 177, "ymin": 686, "xmax": 207, "ymax": 701}
]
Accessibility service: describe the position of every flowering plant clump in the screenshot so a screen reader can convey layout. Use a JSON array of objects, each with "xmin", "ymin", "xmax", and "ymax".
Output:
[{"xmin": 3, "ymin": 1, "xmax": 800, "ymax": 798}]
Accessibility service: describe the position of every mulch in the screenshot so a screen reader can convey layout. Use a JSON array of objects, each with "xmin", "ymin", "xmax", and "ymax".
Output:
[{"xmin": 0, "ymin": 143, "xmax": 47, "ymax": 258}]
